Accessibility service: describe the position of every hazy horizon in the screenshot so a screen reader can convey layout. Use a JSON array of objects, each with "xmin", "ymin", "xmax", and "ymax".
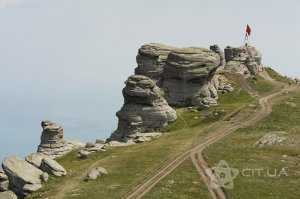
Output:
[{"xmin": 1, "ymin": 0, "xmax": 300, "ymax": 161}]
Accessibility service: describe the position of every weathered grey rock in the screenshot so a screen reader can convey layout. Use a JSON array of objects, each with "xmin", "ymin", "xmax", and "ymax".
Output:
[
  {"xmin": 211, "ymin": 74, "xmax": 234, "ymax": 93},
  {"xmin": 0, "ymin": 171, "xmax": 7, "ymax": 182},
  {"xmin": 135, "ymin": 43, "xmax": 177, "ymax": 84},
  {"xmin": 107, "ymin": 140, "xmax": 136, "ymax": 147},
  {"xmin": 85, "ymin": 142, "xmax": 95, "ymax": 148},
  {"xmin": 255, "ymin": 132, "xmax": 287, "ymax": 148},
  {"xmin": 135, "ymin": 136, "xmax": 152, "ymax": 143},
  {"xmin": 40, "ymin": 158, "xmax": 67, "ymax": 177},
  {"xmin": 210, "ymin": 44, "xmax": 225, "ymax": 70},
  {"xmin": 96, "ymin": 167, "xmax": 108, "ymax": 175},
  {"xmin": 162, "ymin": 47, "xmax": 222, "ymax": 106},
  {"xmin": 0, "ymin": 170, "xmax": 9, "ymax": 192},
  {"xmin": 95, "ymin": 139, "xmax": 105, "ymax": 144},
  {"xmin": 41, "ymin": 172, "xmax": 49, "ymax": 183},
  {"xmin": 85, "ymin": 168, "xmax": 100, "ymax": 181},
  {"xmin": 77, "ymin": 150, "xmax": 91, "ymax": 159},
  {"xmin": 2, "ymin": 156, "xmax": 44, "ymax": 196},
  {"xmin": 85, "ymin": 144, "xmax": 105, "ymax": 152},
  {"xmin": 109, "ymin": 75, "xmax": 177, "ymax": 141},
  {"xmin": 25, "ymin": 153, "xmax": 47, "ymax": 168},
  {"xmin": 0, "ymin": 181, "xmax": 9, "ymax": 192},
  {"xmin": 85, "ymin": 167, "xmax": 108, "ymax": 181},
  {"xmin": 0, "ymin": 191, "xmax": 17, "ymax": 199},
  {"xmin": 37, "ymin": 121, "xmax": 83, "ymax": 158},
  {"xmin": 224, "ymin": 45, "xmax": 263, "ymax": 76}
]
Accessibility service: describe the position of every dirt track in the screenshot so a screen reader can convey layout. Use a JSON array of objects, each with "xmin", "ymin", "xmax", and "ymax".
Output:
[{"xmin": 125, "ymin": 85, "xmax": 298, "ymax": 199}]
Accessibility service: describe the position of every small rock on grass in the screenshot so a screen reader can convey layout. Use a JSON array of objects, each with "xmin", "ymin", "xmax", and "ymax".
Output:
[{"xmin": 85, "ymin": 167, "xmax": 108, "ymax": 181}]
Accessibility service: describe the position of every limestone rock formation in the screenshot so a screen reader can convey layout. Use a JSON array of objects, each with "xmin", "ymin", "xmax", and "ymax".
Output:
[
  {"xmin": 135, "ymin": 43, "xmax": 176, "ymax": 84},
  {"xmin": 134, "ymin": 43, "xmax": 232, "ymax": 107},
  {"xmin": 109, "ymin": 75, "xmax": 177, "ymax": 141},
  {"xmin": 0, "ymin": 170, "xmax": 9, "ymax": 192},
  {"xmin": 224, "ymin": 45, "xmax": 263, "ymax": 76},
  {"xmin": 40, "ymin": 158, "xmax": 67, "ymax": 177},
  {"xmin": 37, "ymin": 121, "xmax": 83, "ymax": 158},
  {"xmin": 2, "ymin": 156, "xmax": 44, "ymax": 196},
  {"xmin": 162, "ymin": 47, "xmax": 222, "ymax": 106},
  {"xmin": 0, "ymin": 191, "xmax": 17, "ymax": 199},
  {"xmin": 25, "ymin": 153, "xmax": 48, "ymax": 168}
]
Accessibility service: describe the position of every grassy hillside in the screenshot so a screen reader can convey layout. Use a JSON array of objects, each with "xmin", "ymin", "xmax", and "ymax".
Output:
[
  {"xmin": 27, "ymin": 72, "xmax": 282, "ymax": 199},
  {"xmin": 203, "ymin": 89, "xmax": 300, "ymax": 198}
]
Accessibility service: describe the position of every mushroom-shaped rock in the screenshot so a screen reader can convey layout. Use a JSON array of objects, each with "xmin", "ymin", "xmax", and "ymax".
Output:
[
  {"xmin": 135, "ymin": 43, "xmax": 177, "ymax": 84},
  {"xmin": 162, "ymin": 47, "xmax": 222, "ymax": 106},
  {"xmin": 40, "ymin": 158, "xmax": 67, "ymax": 177},
  {"xmin": 2, "ymin": 156, "xmax": 44, "ymax": 196},
  {"xmin": 224, "ymin": 45, "xmax": 263, "ymax": 76},
  {"xmin": 0, "ymin": 191, "xmax": 17, "ymax": 199},
  {"xmin": 109, "ymin": 75, "xmax": 177, "ymax": 141}
]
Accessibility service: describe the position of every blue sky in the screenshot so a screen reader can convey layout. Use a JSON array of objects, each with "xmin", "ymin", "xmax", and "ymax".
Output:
[{"xmin": 0, "ymin": 0, "xmax": 300, "ymax": 160}]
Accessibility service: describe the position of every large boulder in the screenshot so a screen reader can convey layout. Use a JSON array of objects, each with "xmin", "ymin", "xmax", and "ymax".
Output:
[
  {"xmin": 224, "ymin": 45, "xmax": 263, "ymax": 76},
  {"xmin": 37, "ymin": 121, "xmax": 83, "ymax": 158},
  {"xmin": 162, "ymin": 47, "xmax": 222, "ymax": 106},
  {"xmin": 0, "ymin": 191, "xmax": 17, "ymax": 199},
  {"xmin": 135, "ymin": 43, "xmax": 177, "ymax": 85},
  {"xmin": 25, "ymin": 153, "xmax": 48, "ymax": 168},
  {"xmin": 109, "ymin": 75, "xmax": 177, "ymax": 141},
  {"xmin": 40, "ymin": 158, "xmax": 67, "ymax": 177},
  {"xmin": 0, "ymin": 170, "xmax": 9, "ymax": 192},
  {"xmin": 134, "ymin": 43, "xmax": 233, "ymax": 107},
  {"xmin": 2, "ymin": 156, "xmax": 44, "ymax": 196}
]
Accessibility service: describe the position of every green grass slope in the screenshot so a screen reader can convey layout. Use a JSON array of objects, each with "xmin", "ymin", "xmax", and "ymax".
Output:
[
  {"xmin": 27, "ymin": 72, "xmax": 281, "ymax": 199},
  {"xmin": 203, "ymin": 89, "xmax": 300, "ymax": 198}
]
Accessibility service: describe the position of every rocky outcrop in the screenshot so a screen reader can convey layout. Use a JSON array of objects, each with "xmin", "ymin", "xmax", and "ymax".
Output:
[
  {"xmin": 0, "ymin": 170, "xmax": 9, "ymax": 192},
  {"xmin": 162, "ymin": 47, "xmax": 223, "ymax": 106},
  {"xmin": 25, "ymin": 153, "xmax": 48, "ymax": 168},
  {"xmin": 224, "ymin": 45, "xmax": 263, "ymax": 76},
  {"xmin": 0, "ymin": 191, "xmax": 17, "ymax": 199},
  {"xmin": 77, "ymin": 141, "xmax": 106, "ymax": 159},
  {"xmin": 40, "ymin": 158, "xmax": 67, "ymax": 177},
  {"xmin": 109, "ymin": 75, "xmax": 177, "ymax": 141},
  {"xmin": 37, "ymin": 121, "xmax": 83, "ymax": 158},
  {"xmin": 135, "ymin": 43, "xmax": 176, "ymax": 85},
  {"xmin": 210, "ymin": 44, "xmax": 225, "ymax": 70},
  {"xmin": 2, "ymin": 156, "xmax": 45, "ymax": 196},
  {"xmin": 134, "ymin": 43, "xmax": 232, "ymax": 107}
]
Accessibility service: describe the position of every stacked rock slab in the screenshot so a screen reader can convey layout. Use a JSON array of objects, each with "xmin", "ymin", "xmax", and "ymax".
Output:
[
  {"xmin": 162, "ymin": 47, "xmax": 222, "ymax": 106},
  {"xmin": 2, "ymin": 156, "xmax": 44, "ymax": 197},
  {"xmin": 37, "ymin": 121, "xmax": 66, "ymax": 158},
  {"xmin": 224, "ymin": 45, "xmax": 263, "ymax": 76},
  {"xmin": 0, "ymin": 170, "xmax": 9, "ymax": 192},
  {"xmin": 37, "ymin": 121, "xmax": 82, "ymax": 158},
  {"xmin": 135, "ymin": 43, "xmax": 177, "ymax": 85},
  {"xmin": 110, "ymin": 75, "xmax": 177, "ymax": 141}
]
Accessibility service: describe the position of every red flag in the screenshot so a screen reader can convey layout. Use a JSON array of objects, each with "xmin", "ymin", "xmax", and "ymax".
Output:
[{"xmin": 246, "ymin": 24, "xmax": 251, "ymax": 36}]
